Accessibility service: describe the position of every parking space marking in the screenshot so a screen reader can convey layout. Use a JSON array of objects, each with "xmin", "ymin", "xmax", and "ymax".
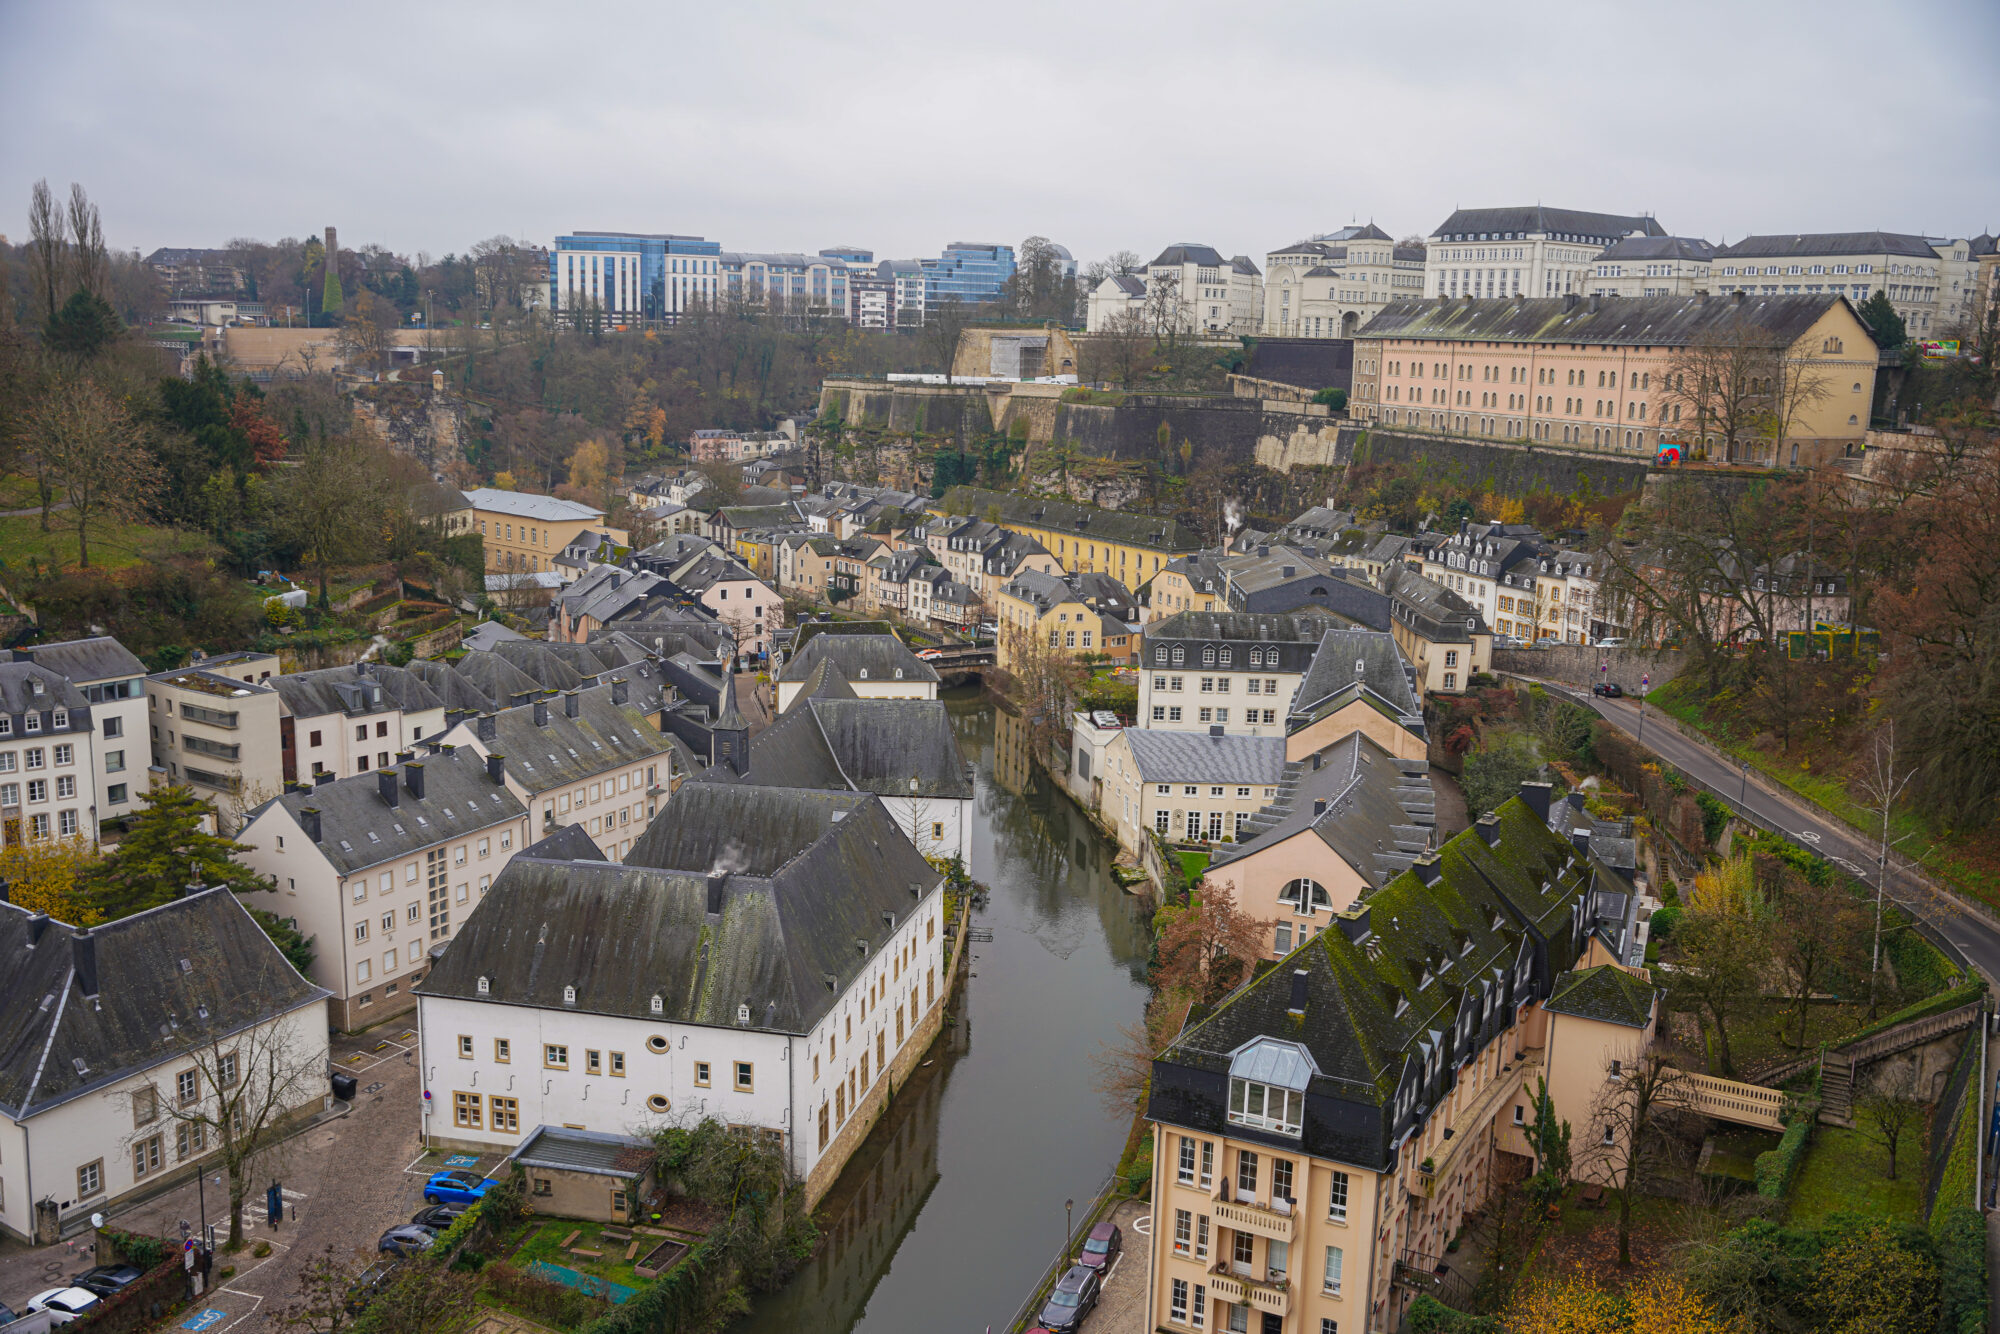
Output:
[
  {"xmin": 182, "ymin": 1311, "xmax": 228, "ymax": 1331},
  {"xmin": 1131, "ymin": 1214, "xmax": 1151, "ymax": 1235}
]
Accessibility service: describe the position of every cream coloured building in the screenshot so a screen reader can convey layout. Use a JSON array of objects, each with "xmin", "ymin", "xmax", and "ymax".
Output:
[
  {"xmin": 1587, "ymin": 236, "xmax": 1714, "ymax": 298},
  {"xmin": 1711, "ymin": 230, "xmax": 1972, "ymax": 338},
  {"xmin": 1262, "ymin": 226, "xmax": 1426, "ymax": 338},
  {"xmin": 1141, "ymin": 244, "xmax": 1265, "ymax": 336},
  {"xmin": 465, "ymin": 489, "xmax": 629, "ymax": 576},
  {"xmin": 1424, "ymin": 206, "xmax": 1666, "ymax": 300}
]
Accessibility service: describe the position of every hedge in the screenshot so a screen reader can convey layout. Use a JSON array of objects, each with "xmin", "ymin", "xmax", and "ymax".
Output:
[
  {"xmin": 1934, "ymin": 1204, "xmax": 1987, "ymax": 1334},
  {"xmin": 1838, "ymin": 979, "xmax": 1985, "ymax": 1052},
  {"xmin": 1883, "ymin": 908, "xmax": 1963, "ymax": 997},
  {"xmin": 1754, "ymin": 1113, "xmax": 1813, "ymax": 1198}
]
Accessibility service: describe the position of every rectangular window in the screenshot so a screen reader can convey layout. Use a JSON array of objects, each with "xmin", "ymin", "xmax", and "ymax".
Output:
[
  {"xmin": 1171, "ymin": 1279, "xmax": 1189, "ymax": 1324},
  {"xmin": 1196, "ymin": 1213, "xmax": 1210, "ymax": 1258},
  {"xmin": 1272, "ymin": 1157, "xmax": 1294, "ymax": 1204},
  {"xmin": 177, "ymin": 1068, "xmax": 198, "ymax": 1104},
  {"xmin": 586, "ymin": 1049, "xmax": 602, "ymax": 1075},
  {"xmin": 1328, "ymin": 1170, "xmax": 1349, "ymax": 1221},
  {"xmin": 1237, "ymin": 1150, "xmax": 1258, "ymax": 1196},
  {"xmin": 489, "ymin": 1096, "xmax": 519, "ymax": 1132},
  {"xmin": 1193, "ymin": 1284, "xmax": 1206, "ymax": 1328},
  {"xmin": 545, "ymin": 1044, "xmax": 568, "ymax": 1069},
  {"xmin": 454, "ymin": 1091, "xmax": 482, "ymax": 1128},
  {"xmin": 694, "ymin": 1061, "xmax": 711, "ymax": 1087},
  {"xmin": 133, "ymin": 1135, "xmax": 163, "ymax": 1178},
  {"xmin": 609, "ymin": 1051, "xmax": 625, "ymax": 1076},
  {"xmin": 78, "ymin": 1159, "xmax": 103, "ymax": 1198},
  {"xmin": 1200, "ymin": 1140, "xmax": 1214, "ymax": 1187},
  {"xmin": 1174, "ymin": 1208, "xmax": 1193, "ymax": 1254},
  {"xmin": 1178, "ymin": 1136, "xmax": 1197, "ymax": 1184},
  {"xmin": 1228, "ymin": 1078, "xmax": 1303, "ymax": 1136},
  {"xmin": 1323, "ymin": 1245, "xmax": 1344, "ymax": 1295},
  {"xmin": 176, "ymin": 1121, "xmax": 205, "ymax": 1160},
  {"xmin": 494, "ymin": 1038, "xmax": 511, "ymax": 1063}
]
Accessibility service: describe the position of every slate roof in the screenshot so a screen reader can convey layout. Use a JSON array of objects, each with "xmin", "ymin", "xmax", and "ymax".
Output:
[
  {"xmin": 1212, "ymin": 730, "xmax": 1435, "ymax": 886},
  {"xmin": 1151, "ymin": 243, "xmax": 1228, "ymax": 268},
  {"xmin": 0, "ymin": 663, "xmax": 90, "ymax": 721},
  {"xmin": 471, "ymin": 683, "xmax": 671, "ymax": 793},
  {"xmin": 1148, "ymin": 794, "xmax": 1595, "ymax": 1168},
  {"xmin": 1596, "ymin": 236, "xmax": 1715, "ymax": 262},
  {"xmin": 268, "ymin": 746, "xmax": 527, "ymax": 876},
  {"xmin": 777, "ymin": 632, "xmax": 938, "ymax": 686},
  {"xmin": 1714, "ymin": 231, "xmax": 1939, "ymax": 260},
  {"xmin": 703, "ymin": 697, "xmax": 970, "ymax": 800},
  {"xmin": 1288, "ymin": 628, "xmax": 1424, "ymax": 735},
  {"xmin": 1355, "ymin": 293, "xmax": 1851, "ymax": 349},
  {"xmin": 1543, "ymin": 965, "xmax": 1657, "ymax": 1028},
  {"xmin": 463, "ymin": 489, "xmax": 605, "ymax": 522},
  {"xmin": 406, "ymin": 658, "xmax": 507, "ymax": 715},
  {"xmin": 421, "ymin": 789, "xmax": 940, "ymax": 1035},
  {"xmin": 13, "ymin": 637, "xmax": 146, "ymax": 686},
  {"xmin": 522, "ymin": 823, "xmax": 606, "ymax": 863},
  {"xmin": 938, "ymin": 487, "xmax": 1203, "ymax": 553},
  {"xmin": 1430, "ymin": 207, "xmax": 1666, "ymax": 242},
  {"xmin": 0, "ymin": 889, "xmax": 329, "ymax": 1119},
  {"xmin": 268, "ymin": 663, "xmax": 444, "ymax": 720},
  {"xmin": 452, "ymin": 651, "xmax": 546, "ymax": 711},
  {"xmin": 783, "ymin": 658, "xmax": 860, "ymax": 710},
  {"xmin": 509, "ymin": 1126, "xmax": 653, "ymax": 1178},
  {"xmin": 1143, "ymin": 611, "xmax": 1338, "ymax": 647},
  {"xmin": 1123, "ymin": 730, "xmax": 1286, "ymax": 785},
  {"xmin": 460, "ymin": 621, "xmax": 528, "ymax": 654}
]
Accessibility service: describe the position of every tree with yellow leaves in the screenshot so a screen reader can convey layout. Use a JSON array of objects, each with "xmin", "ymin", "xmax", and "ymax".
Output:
[
  {"xmin": 0, "ymin": 835, "xmax": 103, "ymax": 923},
  {"xmin": 562, "ymin": 437, "xmax": 613, "ymax": 507},
  {"xmin": 1501, "ymin": 1269, "xmax": 1739, "ymax": 1333}
]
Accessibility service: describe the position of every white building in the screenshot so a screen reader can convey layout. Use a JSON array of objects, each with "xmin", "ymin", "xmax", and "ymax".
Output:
[
  {"xmin": 0, "ymin": 889, "xmax": 330, "ymax": 1244},
  {"xmin": 553, "ymin": 246, "xmax": 645, "ymax": 322},
  {"xmin": 773, "ymin": 631, "xmax": 940, "ymax": 712},
  {"xmin": 268, "ymin": 663, "xmax": 448, "ymax": 784},
  {"xmin": 1261, "ymin": 225, "xmax": 1426, "ymax": 338},
  {"xmin": 237, "ymin": 746, "xmax": 531, "ymax": 1030},
  {"xmin": 1711, "ymin": 230, "xmax": 1972, "ymax": 338},
  {"xmin": 1143, "ymin": 244, "xmax": 1264, "ymax": 336},
  {"xmin": 1136, "ymin": 612, "xmax": 1331, "ymax": 738},
  {"xmin": 1587, "ymin": 237, "xmax": 1715, "ymax": 298},
  {"xmin": 13, "ymin": 639, "xmax": 150, "ymax": 830},
  {"xmin": 1085, "ymin": 272, "xmax": 1147, "ymax": 332},
  {"xmin": 439, "ymin": 679, "xmax": 673, "ymax": 862},
  {"xmin": 0, "ymin": 662, "xmax": 108, "ymax": 847},
  {"xmin": 1424, "ymin": 206, "xmax": 1667, "ymax": 300},
  {"xmin": 414, "ymin": 785, "xmax": 949, "ymax": 1204}
]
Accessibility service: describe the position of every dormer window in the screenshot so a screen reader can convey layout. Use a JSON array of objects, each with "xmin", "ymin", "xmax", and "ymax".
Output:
[
  {"xmin": 477, "ymin": 976, "xmax": 490, "ymax": 995},
  {"xmin": 563, "ymin": 984, "xmax": 577, "ymax": 1004},
  {"xmin": 53, "ymin": 709, "xmax": 68, "ymax": 729},
  {"xmin": 650, "ymin": 994, "xmax": 664, "ymax": 1015},
  {"xmin": 24, "ymin": 714, "xmax": 39, "ymax": 733},
  {"xmin": 737, "ymin": 1002, "xmax": 752, "ymax": 1024}
]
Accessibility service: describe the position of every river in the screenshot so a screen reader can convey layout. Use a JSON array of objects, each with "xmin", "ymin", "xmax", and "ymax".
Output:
[{"xmin": 732, "ymin": 693, "xmax": 1153, "ymax": 1334}]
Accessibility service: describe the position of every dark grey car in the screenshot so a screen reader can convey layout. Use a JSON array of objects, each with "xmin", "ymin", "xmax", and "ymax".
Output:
[{"xmin": 1037, "ymin": 1264, "xmax": 1100, "ymax": 1333}]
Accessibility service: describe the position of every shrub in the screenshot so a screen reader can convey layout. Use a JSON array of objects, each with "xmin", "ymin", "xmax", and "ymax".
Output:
[
  {"xmin": 1696, "ymin": 790, "xmax": 1732, "ymax": 846},
  {"xmin": 1406, "ymin": 1295, "xmax": 1495, "ymax": 1332},
  {"xmin": 103, "ymin": 1228, "xmax": 167, "ymax": 1271},
  {"xmin": 485, "ymin": 1262, "xmax": 608, "ymax": 1328},
  {"xmin": 1754, "ymin": 1114, "xmax": 1813, "ymax": 1198},
  {"xmin": 1934, "ymin": 1205, "xmax": 1986, "ymax": 1334},
  {"xmin": 1648, "ymin": 905, "xmax": 1683, "ymax": 941}
]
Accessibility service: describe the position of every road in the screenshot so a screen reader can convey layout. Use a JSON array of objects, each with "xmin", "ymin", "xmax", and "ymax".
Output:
[{"xmin": 1516, "ymin": 675, "xmax": 2000, "ymax": 984}]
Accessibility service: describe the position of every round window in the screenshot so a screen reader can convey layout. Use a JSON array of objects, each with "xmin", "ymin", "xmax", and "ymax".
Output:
[
  {"xmin": 646, "ymin": 1035, "xmax": 669, "ymax": 1054},
  {"xmin": 646, "ymin": 1094, "xmax": 670, "ymax": 1113}
]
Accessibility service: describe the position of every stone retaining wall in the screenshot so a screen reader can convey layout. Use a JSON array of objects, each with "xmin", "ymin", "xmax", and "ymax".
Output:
[{"xmin": 1492, "ymin": 644, "xmax": 1688, "ymax": 692}]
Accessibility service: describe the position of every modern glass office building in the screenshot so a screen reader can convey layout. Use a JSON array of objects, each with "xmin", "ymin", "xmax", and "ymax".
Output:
[
  {"xmin": 921, "ymin": 242, "xmax": 1016, "ymax": 309},
  {"xmin": 550, "ymin": 232, "xmax": 723, "ymax": 322}
]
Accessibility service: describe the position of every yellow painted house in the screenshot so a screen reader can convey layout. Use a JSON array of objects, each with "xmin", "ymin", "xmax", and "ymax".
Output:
[{"xmin": 935, "ymin": 486, "xmax": 1203, "ymax": 594}]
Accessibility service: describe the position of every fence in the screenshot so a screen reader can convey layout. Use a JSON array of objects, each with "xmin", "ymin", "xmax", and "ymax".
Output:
[{"xmin": 997, "ymin": 1169, "xmax": 1131, "ymax": 1334}]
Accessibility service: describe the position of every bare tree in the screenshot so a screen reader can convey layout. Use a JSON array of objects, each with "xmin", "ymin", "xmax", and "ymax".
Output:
[
  {"xmin": 27, "ymin": 179, "xmax": 67, "ymax": 326},
  {"xmin": 1580, "ymin": 1046, "xmax": 1694, "ymax": 1267},
  {"xmin": 276, "ymin": 1245, "xmax": 363, "ymax": 1333},
  {"xmin": 66, "ymin": 183, "xmax": 107, "ymax": 302},
  {"xmin": 282, "ymin": 427, "xmax": 391, "ymax": 609},
  {"xmin": 924, "ymin": 295, "xmax": 970, "ymax": 383},
  {"xmin": 1774, "ymin": 868, "xmax": 1865, "ymax": 1049},
  {"xmin": 18, "ymin": 371, "xmax": 159, "ymax": 565},
  {"xmin": 1858, "ymin": 1063, "xmax": 1922, "ymax": 1180},
  {"xmin": 1153, "ymin": 878, "xmax": 1269, "ymax": 1004},
  {"xmin": 1082, "ymin": 249, "xmax": 1141, "ymax": 291},
  {"xmin": 132, "ymin": 1015, "xmax": 326, "ymax": 1248},
  {"xmin": 1855, "ymin": 721, "xmax": 1917, "ymax": 1017},
  {"xmin": 1142, "ymin": 269, "xmax": 1185, "ymax": 345},
  {"xmin": 1079, "ymin": 309, "xmax": 1155, "ymax": 390},
  {"xmin": 1762, "ymin": 346, "xmax": 1833, "ymax": 467},
  {"xmin": 1655, "ymin": 327, "xmax": 1781, "ymax": 464}
]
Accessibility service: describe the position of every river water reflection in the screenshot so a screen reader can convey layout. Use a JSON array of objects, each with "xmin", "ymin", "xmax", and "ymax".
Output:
[{"xmin": 731, "ymin": 694, "xmax": 1152, "ymax": 1334}]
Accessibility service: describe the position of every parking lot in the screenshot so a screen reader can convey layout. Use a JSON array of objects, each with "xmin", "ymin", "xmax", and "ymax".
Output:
[
  {"xmin": 1084, "ymin": 1198, "xmax": 1152, "ymax": 1332},
  {"xmin": 0, "ymin": 1026, "xmax": 496, "ymax": 1333}
]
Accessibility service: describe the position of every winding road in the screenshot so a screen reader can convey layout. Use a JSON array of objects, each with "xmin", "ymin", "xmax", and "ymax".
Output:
[{"xmin": 1514, "ymin": 675, "xmax": 2000, "ymax": 984}]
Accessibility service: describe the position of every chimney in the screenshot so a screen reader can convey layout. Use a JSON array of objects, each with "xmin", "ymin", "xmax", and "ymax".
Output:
[
  {"xmin": 72, "ymin": 931, "xmax": 99, "ymax": 999},
  {"xmin": 26, "ymin": 912, "xmax": 50, "ymax": 947},
  {"xmin": 1313, "ymin": 798, "xmax": 1328, "ymax": 816},
  {"xmin": 563, "ymin": 690, "xmax": 580, "ymax": 719},
  {"xmin": 610, "ymin": 572, "xmax": 621, "ymax": 591},
  {"xmin": 1311, "ymin": 751, "xmax": 1322, "ymax": 771},
  {"xmin": 511, "ymin": 691, "xmax": 534, "ymax": 708},
  {"xmin": 611, "ymin": 677, "xmax": 629, "ymax": 706},
  {"xmin": 1282, "ymin": 565, "xmax": 1295, "ymax": 578},
  {"xmin": 300, "ymin": 807, "xmax": 323, "ymax": 842},
  {"xmin": 1476, "ymin": 812, "xmax": 1501, "ymax": 846},
  {"xmin": 1257, "ymin": 545, "xmax": 1270, "ymax": 558},
  {"xmin": 476, "ymin": 713, "xmax": 497, "ymax": 743},
  {"xmin": 1571, "ymin": 827, "xmax": 1592, "ymax": 855},
  {"xmin": 1287, "ymin": 969, "xmax": 1310, "ymax": 1013},
  {"xmin": 1563, "ymin": 293, "xmax": 1581, "ymax": 311},
  {"xmin": 378, "ymin": 770, "xmax": 399, "ymax": 808},
  {"xmin": 1567, "ymin": 791, "xmax": 1586, "ymax": 814},
  {"xmin": 405, "ymin": 761, "xmax": 425, "ymax": 801},
  {"xmin": 1733, "ymin": 289, "xmax": 1746, "ymax": 305},
  {"xmin": 486, "ymin": 752, "xmax": 506, "ymax": 784},
  {"xmin": 533, "ymin": 699, "xmax": 550, "ymax": 728},
  {"xmin": 1337, "ymin": 905, "xmax": 1372, "ymax": 943},
  {"xmin": 1518, "ymin": 780, "xmax": 1552, "ymax": 824},
  {"xmin": 1413, "ymin": 852, "xmax": 1443, "ymax": 885},
  {"xmin": 706, "ymin": 872, "xmax": 728, "ymax": 916}
]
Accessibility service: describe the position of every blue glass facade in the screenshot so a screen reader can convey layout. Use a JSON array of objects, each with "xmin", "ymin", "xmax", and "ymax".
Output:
[
  {"xmin": 922, "ymin": 242, "xmax": 1016, "ymax": 308},
  {"xmin": 551, "ymin": 232, "xmax": 722, "ymax": 321}
]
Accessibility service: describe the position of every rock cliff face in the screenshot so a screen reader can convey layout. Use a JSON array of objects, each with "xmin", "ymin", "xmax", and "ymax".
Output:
[{"xmin": 350, "ymin": 383, "xmax": 467, "ymax": 473}]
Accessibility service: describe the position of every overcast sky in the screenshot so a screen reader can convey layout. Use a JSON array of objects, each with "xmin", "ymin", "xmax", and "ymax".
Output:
[{"xmin": 4, "ymin": 0, "xmax": 1996, "ymax": 267}]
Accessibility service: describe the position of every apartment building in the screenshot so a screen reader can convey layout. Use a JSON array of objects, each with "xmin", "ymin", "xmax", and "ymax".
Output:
[
  {"xmin": 1351, "ymin": 292, "xmax": 1880, "ymax": 466},
  {"xmin": 147, "ymin": 659, "xmax": 283, "ymax": 829},
  {"xmin": 923, "ymin": 515, "xmax": 1059, "ymax": 603},
  {"xmin": 465, "ymin": 489, "xmax": 628, "ymax": 575},
  {"xmin": 415, "ymin": 785, "xmax": 948, "ymax": 1206},
  {"xmin": 14, "ymin": 638, "xmax": 149, "ymax": 828},
  {"xmin": 0, "ymin": 664, "xmax": 103, "ymax": 848},
  {"xmin": 1138, "ymin": 613, "xmax": 1334, "ymax": 738},
  {"xmin": 1100, "ymin": 728, "xmax": 1286, "ymax": 854},
  {"xmin": 775, "ymin": 630, "xmax": 940, "ymax": 712},
  {"xmin": 1417, "ymin": 521, "xmax": 1551, "ymax": 641},
  {"xmin": 1206, "ymin": 728, "xmax": 1436, "ymax": 957},
  {"xmin": 270, "ymin": 663, "xmax": 448, "ymax": 783},
  {"xmin": 551, "ymin": 232, "xmax": 722, "ymax": 324},
  {"xmin": 1384, "ymin": 569, "xmax": 1491, "ymax": 695},
  {"xmin": 441, "ymin": 680, "xmax": 671, "ymax": 862},
  {"xmin": 237, "ymin": 746, "xmax": 531, "ymax": 1030},
  {"xmin": 1262, "ymin": 226, "xmax": 1426, "ymax": 338},
  {"xmin": 663, "ymin": 548, "xmax": 784, "ymax": 661},
  {"xmin": 935, "ymin": 486, "xmax": 1202, "ymax": 594},
  {"xmin": 1711, "ymin": 230, "xmax": 1975, "ymax": 338},
  {"xmin": 0, "ymin": 889, "xmax": 329, "ymax": 1245},
  {"xmin": 1143, "ymin": 786, "xmax": 1643, "ymax": 1334},
  {"xmin": 1424, "ymin": 206, "xmax": 1666, "ymax": 300},
  {"xmin": 1149, "ymin": 244, "xmax": 1264, "ymax": 336},
  {"xmin": 995, "ymin": 570, "xmax": 1140, "ymax": 673},
  {"xmin": 1280, "ymin": 628, "xmax": 1428, "ymax": 763},
  {"xmin": 777, "ymin": 533, "xmax": 881, "ymax": 604},
  {"xmin": 1587, "ymin": 236, "xmax": 1715, "ymax": 298}
]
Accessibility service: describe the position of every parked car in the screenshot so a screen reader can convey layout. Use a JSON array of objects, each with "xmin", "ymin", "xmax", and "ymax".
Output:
[
  {"xmin": 69, "ymin": 1265, "xmax": 142, "ymax": 1299},
  {"xmin": 23, "ymin": 1290, "xmax": 99, "ymax": 1325},
  {"xmin": 1534, "ymin": 636, "xmax": 1563, "ymax": 647},
  {"xmin": 916, "ymin": 648, "xmax": 945, "ymax": 661},
  {"xmin": 1077, "ymin": 1220, "xmax": 1122, "ymax": 1271},
  {"xmin": 1596, "ymin": 636, "xmax": 1628, "ymax": 648},
  {"xmin": 412, "ymin": 1202, "xmax": 470, "ymax": 1230},
  {"xmin": 422, "ymin": 1169, "xmax": 497, "ymax": 1205},
  {"xmin": 345, "ymin": 1259, "xmax": 403, "ymax": 1315},
  {"xmin": 1592, "ymin": 682, "xmax": 1624, "ymax": 698},
  {"xmin": 378, "ymin": 1224, "xmax": 438, "ymax": 1257},
  {"xmin": 1036, "ymin": 1265, "xmax": 1101, "ymax": 1333}
]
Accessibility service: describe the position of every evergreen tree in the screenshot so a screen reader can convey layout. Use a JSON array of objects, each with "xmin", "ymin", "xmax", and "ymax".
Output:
[
  {"xmin": 321, "ymin": 258, "xmax": 344, "ymax": 316},
  {"xmin": 87, "ymin": 785, "xmax": 266, "ymax": 919},
  {"xmin": 44, "ymin": 290, "xmax": 122, "ymax": 358},
  {"xmin": 1857, "ymin": 289, "xmax": 1905, "ymax": 347}
]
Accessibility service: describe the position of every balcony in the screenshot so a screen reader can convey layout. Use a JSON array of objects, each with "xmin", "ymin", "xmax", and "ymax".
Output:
[
  {"xmin": 1212, "ymin": 1196, "xmax": 1297, "ymax": 1244},
  {"xmin": 1207, "ymin": 1264, "xmax": 1291, "ymax": 1317}
]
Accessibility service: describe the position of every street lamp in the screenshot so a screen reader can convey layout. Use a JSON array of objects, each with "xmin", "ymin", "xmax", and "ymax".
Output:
[
  {"xmin": 1065, "ymin": 1198, "xmax": 1074, "ymax": 1251},
  {"xmin": 1636, "ymin": 672, "xmax": 1650, "ymax": 744}
]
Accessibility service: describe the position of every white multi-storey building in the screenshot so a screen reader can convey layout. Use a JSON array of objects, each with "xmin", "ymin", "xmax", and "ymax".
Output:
[
  {"xmin": 1088, "ymin": 244, "xmax": 1262, "ymax": 335},
  {"xmin": 553, "ymin": 246, "xmax": 645, "ymax": 321},
  {"xmin": 14, "ymin": 638, "xmax": 150, "ymax": 830},
  {"xmin": 269, "ymin": 662, "xmax": 448, "ymax": 783},
  {"xmin": 0, "ymin": 663, "xmax": 105, "ymax": 848},
  {"xmin": 1262, "ymin": 225, "xmax": 1426, "ymax": 338},
  {"xmin": 1587, "ymin": 237, "xmax": 1715, "ymax": 298},
  {"xmin": 415, "ymin": 785, "xmax": 949, "ymax": 1205},
  {"xmin": 1711, "ymin": 230, "xmax": 1974, "ymax": 337},
  {"xmin": 1425, "ymin": 206, "xmax": 1667, "ymax": 300}
]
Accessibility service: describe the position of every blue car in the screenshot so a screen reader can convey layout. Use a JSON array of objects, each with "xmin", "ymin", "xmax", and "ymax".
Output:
[{"xmin": 422, "ymin": 1169, "xmax": 496, "ymax": 1205}]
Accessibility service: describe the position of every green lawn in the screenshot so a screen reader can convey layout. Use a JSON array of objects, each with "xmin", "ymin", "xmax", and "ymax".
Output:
[
  {"xmin": 506, "ymin": 1218, "xmax": 653, "ymax": 1292},
  {"xmin": 1790, "ymin": 1124, "xmax": 1922, "ymax": 1223},
  {"xmin": 1178, "ymin": 850, "xmax": 1211, "ymax": 883},
  {"xmin": 0, "ymin": 475, "xmax": 59, "ymax": 512},
  {"xmin": 0, "ymin": 513, "xmax": 216, "ymax": 574}
]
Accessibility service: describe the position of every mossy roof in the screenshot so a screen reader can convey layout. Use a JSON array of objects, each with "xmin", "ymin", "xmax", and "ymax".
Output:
[{"xmin": 1544, "ymin": 965, "xmax": 1657, "ymax": 1028}]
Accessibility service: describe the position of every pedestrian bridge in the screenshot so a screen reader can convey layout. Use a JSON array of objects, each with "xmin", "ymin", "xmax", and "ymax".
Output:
[{"xmin": 1679, "ymin": 1072, "xmax": 1787, "ymax": 1129}]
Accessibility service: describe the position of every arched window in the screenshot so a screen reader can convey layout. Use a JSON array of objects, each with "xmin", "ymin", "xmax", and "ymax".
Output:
[{"xmin": 1277, "ymin": 878, "xmax": 1334, "ymax": 915}]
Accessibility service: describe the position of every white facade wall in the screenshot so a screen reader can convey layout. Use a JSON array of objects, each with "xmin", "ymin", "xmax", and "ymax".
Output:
[
  {"xmin": 876, "ymin": 792, "xmax": 972, "ymax": 867},
  {"xmin": 418, "ymin": 882, "xmax": 947, "ymax": 1185},
  {"xmin": 0, "ymin": 714, "xmax": 102, "ymax": 847},
  {"xmin": 77, "ymin": 682, "xmax": 147, "ymax": 828},
  {"xmin": 438, "ymin": 726, "xmax": 668, "ymax": 863},
  {"xmin": 1138, "ymin": 666, "xmax": 1305, "ymax": 738},
  {"xmin": 0, "ymin": 1004, "xmax": 327, "ymax": 1244},
  {"xmin": 699, "ymin": 579, "xmax": 784, "ymax": 659},
  {"xmin": 554, "ymin": 250, "xmax": 644, "ymax": 317},
  {"xmin": 291, "ymin": 705, "xmax": 449, "ymax": 782}
]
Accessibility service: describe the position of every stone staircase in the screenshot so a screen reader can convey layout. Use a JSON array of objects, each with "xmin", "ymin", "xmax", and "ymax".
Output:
[
  {"xmin": 1819, "ymin": 1051, "xmax": 1856, "ymax": 1128},
  {"xmin": 1757, "ymin": 998, "xmax": 1984, "ymax": 1090}
]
